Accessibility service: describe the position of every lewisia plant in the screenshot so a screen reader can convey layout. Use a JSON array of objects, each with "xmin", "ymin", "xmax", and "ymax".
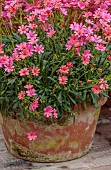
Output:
[{"xmin": 0, "ymin": 0, "xmax": 111, "ymax": 124}]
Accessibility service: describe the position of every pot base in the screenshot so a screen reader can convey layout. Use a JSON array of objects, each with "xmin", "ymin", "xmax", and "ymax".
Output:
[{"xmin": 4, "ymin": 138, "xmax": 92, "ymax": 162}]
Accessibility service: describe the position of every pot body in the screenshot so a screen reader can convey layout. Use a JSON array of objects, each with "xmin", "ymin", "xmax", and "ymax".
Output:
[{"xmin": 0, "ymin": 97, "xmax": 107, "ymax": 162}]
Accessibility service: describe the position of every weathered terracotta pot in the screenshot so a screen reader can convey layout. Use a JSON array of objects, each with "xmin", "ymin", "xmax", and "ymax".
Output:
[{"xmin": 0, "ymin": 97, "xmax": 107, "ymax": 162}]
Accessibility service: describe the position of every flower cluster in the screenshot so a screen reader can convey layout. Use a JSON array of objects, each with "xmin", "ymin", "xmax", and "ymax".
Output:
[
  {"xmin": 92, "ymin": 78, "xmax": 109, "ymax": 94},
  {"xmin": 44, "ymin": 106, "xmax": 58, "ymax": 118},
  {"xmin": 0, "ymin": 0, "xmax": 111, "ymax": 127},
  {"xmin": 59, "ymin": 62, "xmax": 73, "ymax": 84}
]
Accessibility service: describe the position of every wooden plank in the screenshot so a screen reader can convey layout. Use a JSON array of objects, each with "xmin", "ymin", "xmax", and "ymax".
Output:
[
  {"xmin": 91, "ymin": 165, "xmax": 111, "ymax": 170},
  {"xmin": 0, "ymin": 105, "xmax": 111, "ymax": 170}
]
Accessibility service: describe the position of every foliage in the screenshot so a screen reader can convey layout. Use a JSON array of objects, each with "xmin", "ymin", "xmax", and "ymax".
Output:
[{"xmin": 0, "ymin": 0, "xmax": 111, "ymax": 122}]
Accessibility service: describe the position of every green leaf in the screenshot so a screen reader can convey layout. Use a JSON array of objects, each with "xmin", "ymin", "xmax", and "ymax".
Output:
[
  {"xmin": 1, "ymin": 91, "xmax": 6, "ymax": 95},
  {"xmin": 98, "ymin": 55, "xmax": 107, "ymax": 66},
  {"xmin": 58, "ymin": 91, "xmax": 62, "ymax": 100},
  {"xmin": 90, "ymin": 92, "xmax": 98, "ymax": 108},
  {"xmin": 102, "ymin": 92, "xmax": 109, "ymax": 98},
  {"xmin": 48, "ymin": 76, "xmax": 57, "ymax": 83},
  {"xmin": 35, "ymin": 80, "xmax": 41, "ymax": 84},
  {"xmin": 69, "ymin": 90, "xmax": 78, "ymax": 96},
  {"xmin": 63, "ymin": 104, "xmax": 71, "ymax": 112},
  {"xmin": 12, "ymin": 33, "xmax": 22, "ymax": 42},
  {"xmin": 79, "ymin": 85, "xmax": 93, "ymax": 90},
  {"xmin": 13, "ymin": 102, "xmax": 19, "ymax": 110},
  {"xmin": 7, "ymin": 78, "xmax": 16, "ymax": 85},
  {"xmin": 82, "ymin": 91, "xmax": 87, "ymax": 101},
  {"xmin": 67, "ymin": 94, "xmax": 76, "ymax": 105},
  {"xmin": 81, "ymin": 101, "xmax": 86, "ymax": 110},
  {"xmin": 19, "ymin": 102, "xmax": 24, "ymax": 120},
  {"xmin": 2, "ymin": 38, "xmax": 10, "ymax": 43}
]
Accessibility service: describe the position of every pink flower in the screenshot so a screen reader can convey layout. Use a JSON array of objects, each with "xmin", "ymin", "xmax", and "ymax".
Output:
[
  {"xmin": 29, "ymin": 98, "xmax": 39, "ymax": 111},
  {"xmin": 108, "ymin": 55, "xmax": 111, "ymax": 60},
  {"xmin": 34, "ymin": 44, "xmax": 44, "ymax": 54},
  {"xmin": 28, "ymin": 38, "xmax": 39, "ymax": 45},
  {"xmin": 38, "ymin": 14, "xmax": 48, "ymax": 23},
  {"xmin": 60, "ymin": 8, "xmax": 67, "ymax": 16},
  {"xmin": 102, "ymin": 12, "xmax": 111, "ymax": 23},
  {"xmin": 81, "ymin": 55, "xmax": 90, "ymax": 65},
  {"xmin": 26, "ymin": 15, "xmax": 35, "ymax": 22},
  {"xmin": 81, "ymin": 50, "xmax": 92, "ymax": 65},
  {"xmin": 104, "ymin": 25, "xmax": 111, "ymax": 40},
  {"xmin": 106, "ymin": 49, "xmax": 110, "ymax": 53},
  {"xmin": 83, "ymin": 12, "xmax": 92, "ymax": 19},
  {"xmin": 98, "ymin": 78, "xmax": 109, "ymax": 90},
  {"xmin": 28, "ymin": 131, "xmax": 37, "ymax": 141},
  {"xmin": 53, "ymin": 109, "xmax": 58, "ymax": 119},
  {"xmin": 26, "ymin": 30, "xmax": 37, "ymax": 40},
  {"xmin": 100, "ymin": 19, "xmax": 108, "ymax": 28},
  {"xmin": 66, "ymin": 62, "xmax": 73, "ymax": 68},
  {"xmin": 59, "ymin": 65, "xmax": 69, "ymax": 74},
  {"xmin": 18, "ymin": 91, "xmax": 25, "ymax": 100},
  {"xmin": 31, "ymin": 66, "xmax": 40, "ymax": 76},
  {"xmin": 20, "ymin": 49, "xmax": 31, "ymax": 59},
  {"xmin": 78, "ymin": 1, "xmax": 86, "ymax": 10},
  {"xmin": 2, "ymin": 55, "xmax": 9, "ymax": 65},
  {"xmin": 12, "ymin": 52, "xmax": 20, "ymax": 61},
  {"xmin": 47, "ymin": 28, "xmax": 55, "ymax": 38},
  {"xmin": 66, "ymin": 34, "xmax": 81, "ymax": 50},
  {"xmin": 26, "ymin": 88, "xmax": 36, "ymax": 97},
  {"xmin": 85, "ymin": 26, "xmax": 93, "ymax": 36},
  {"xmin": 95, "ymin": 44, "xmax": 106, "ymax": 51},
  {"xmin": 24, "ymin": 84, "xmax": 33, "ymax": 89},
  {"xmin": 44, "ymin": 106, "xmax": 53, "ymax": 118},
  {"xmin": 0, "ymin": 44, "xmax": 4, "ymax": 54},
  {"xmin": 17, "ymin": 42, "xmax": 27, "ymax": 50},
  {"xmin": 59, "ymin": 76, "xmax": 68, "ymax": 85},
  {"xmin": 28, "ymin": 23, "xmax": 37, "ymax": 30},
  {"xmin": 18, "ymin": 25, "xmax": 29, "ymax": 34},
  {"xmin": 83, "ymin": 50, "xmax": 91, "ymax": 55},
  {"xmin": 0, "ymin": 57, "xmax": 3, "ymax": 68},
  {"xmin": 85, "ymin": 19, "xmax": 94, "ymax": 25},
  {"xmin": 93, "ymin": 10, "xmax": 101, "ymax": 19},
  {"xmin": 4, "ymin": 64, "xmax": 14, "ymax": 72},
  {"xmin": 91, "ymin": 85, "xmax": 101, "ymax": 94},
  {"xmin": 26, "ymin": 44, "xmax": 34, "ymax": 55},
  {"xmin": 70, "ymin": 22, "xmax": 86, "ymax": 37},
  {"xmin": 42, "ymin": 23, "xmax": 52, "ymax": 31},
  {"xmin": 87, "ymin": 80, "xmax": 92, "ymax": 82},
  {"xmin": 92, "ymin": 64, "xmax": 96, "ymax": 66},
  {"xmin": 8, "ymin": 57, "xmax": 14, "ymax": 65},
  {"xmin": 19, "ymin": 68, "xmax": 29, "ymax": 76},
  {"xmin": 75, "ymin": 48, "xmax": 81, "ymax": 56}
]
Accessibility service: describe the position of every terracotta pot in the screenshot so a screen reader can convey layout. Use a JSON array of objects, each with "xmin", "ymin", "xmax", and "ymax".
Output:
[{"xmin": 0, "ymin": 97, "xmax": 107, "ymax": 162}]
